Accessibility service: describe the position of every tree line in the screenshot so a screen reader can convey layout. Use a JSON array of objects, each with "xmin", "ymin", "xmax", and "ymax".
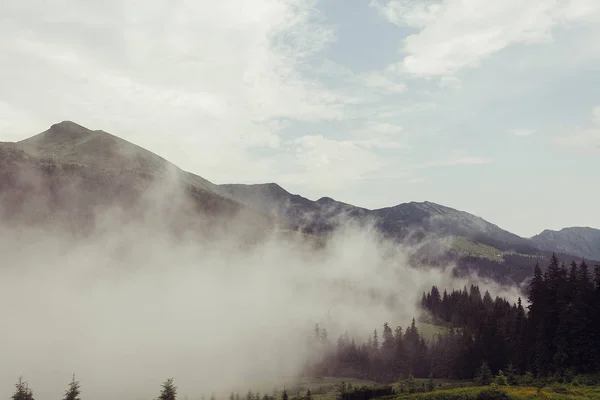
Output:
[
  {"xmin": 10, "ymin": 375, "xmax": 80, "ymax": 400},
  {"xmin": 8, "ymin": 376, "xmax": 294, "ymax": 400},
  {"xmin": 306, "ymin": 255, "xmax": 600, "ymax": 382}
]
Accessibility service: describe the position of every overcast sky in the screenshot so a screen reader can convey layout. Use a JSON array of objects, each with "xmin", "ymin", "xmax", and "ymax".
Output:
[{"xmin": 1, "ymin": 0, "xmax": 599, "ymax": 237}]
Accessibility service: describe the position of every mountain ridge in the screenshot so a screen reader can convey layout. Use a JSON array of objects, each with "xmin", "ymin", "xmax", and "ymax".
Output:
[
  {"xmin": 1, "ymin": 121, "xmax": 598, "ymax": 283},
  {"xmin": 532, "ymin": 226, "xmax": 600, "ymax": 261}
]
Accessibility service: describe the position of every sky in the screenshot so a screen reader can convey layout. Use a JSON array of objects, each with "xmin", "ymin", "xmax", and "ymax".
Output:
[{"xmin": 1, "ymin": 0, "xmax": 599, "ymax": 237}]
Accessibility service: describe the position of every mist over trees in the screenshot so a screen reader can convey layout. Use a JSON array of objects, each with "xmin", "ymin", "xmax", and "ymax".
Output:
[
  {"xmin": 306, "ymin": 255, "xmax": 600, "ymax": 382},
  {"xmin": 7, "ymin": 255, "xmax": 599, "ymax": 399}
]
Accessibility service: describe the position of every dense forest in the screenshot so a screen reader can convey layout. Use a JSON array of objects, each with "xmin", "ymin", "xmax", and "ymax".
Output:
[{"xmin": 308, "ymin": 255, "xmax": 600, "ymax": 382}]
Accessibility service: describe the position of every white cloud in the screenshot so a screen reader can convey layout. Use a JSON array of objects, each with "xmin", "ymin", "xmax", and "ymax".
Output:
[
  {"xmin": 553, "ymin": 105, "xmax": 600, "ymax": 153},
  {"xmin": 350, "ymin": 122, "xmax": 410, "ymax": 149},
  {"xmin": 512, "ymin": 128, "xmax": 535, "ymax": 137},
  {"xmin": 285, "ymin": 135, "xmax": 391, "ymax": 190},
  {"xmin": 371, "ymin": 0, "xmax": 600, "ymax": 77},
  {"xmin": 314, "ymin": 60, "xmax": 406, "ymax": 95},
  {"xmin": 0, "ymin": 0, "xmax": 346, "ymax": 183},
  {"xmin": 0, "ymin": 0, "xmax": 515, "ymax": 206},
  {"xmin": 0, "ymin": 102, "xmax": 47, "ymax": 142},
  {"xmin": 411, "ymin": 151, "xmax": 494, "ymax": 169}
]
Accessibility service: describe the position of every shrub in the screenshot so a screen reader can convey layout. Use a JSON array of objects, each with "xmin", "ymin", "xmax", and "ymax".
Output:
[
  {"xmin": 493, "ymin": 371, "xmax": 509, "ymax": 387},
  {"xmin": 520, "ymin": 371, "xmax": 534, "ymax": 385},
  {"xmin": 475, "ymin": 388, "xmax": 512, "ymax": 400},
  {"xmin": 475, "ymin": 362, "xmax": 493, "ymax": 386},
  {"xmin": 394, "ymin": 387, "xmax": 515, "ymax": 400},
  {"xmin": 548, "ymin": 383, "xmax": 572, "ymax": 395}
]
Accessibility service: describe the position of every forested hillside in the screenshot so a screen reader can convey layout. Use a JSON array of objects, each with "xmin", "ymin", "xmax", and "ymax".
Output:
[{"xmin": 306, "ymin": 255, "xmax": 600, "ymax": 382}]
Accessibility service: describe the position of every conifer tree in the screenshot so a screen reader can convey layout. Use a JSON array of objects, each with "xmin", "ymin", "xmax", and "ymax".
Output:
[
  {"xmin": 427, "ymin": 374, "xmax": 435, "ymax": 392},
  {"xmin": 372, "ymin": 329, "xmax": 379, "ymax": 351},
  {"xmin": 475, "ymin": 361, "xmax": 492, "ymax": 386},
  {"xmin": 157, "ymin": 378, "xmax": 177, "ymax": 400},
  {"xmin": 11, "ymin": 377, "xmax": 34, "ymax": 400},
  {"xmin": 405, "ymin": 373, "xmax": 417, "ymax": 394},
  {"xmin": 63, "ymin": 374, "xmax": 81, "ymax": 400}
]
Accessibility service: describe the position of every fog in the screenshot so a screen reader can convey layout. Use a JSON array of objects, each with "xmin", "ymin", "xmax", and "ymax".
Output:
[{"xmin": 0, "ymin": 173, "xmax": 522, "ymax": 400}]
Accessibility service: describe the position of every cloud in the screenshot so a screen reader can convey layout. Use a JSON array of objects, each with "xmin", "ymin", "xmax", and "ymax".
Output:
[
  {"xmin": 284, "ymin": 135, "xmax": 391, "ymax": 190},
  {"xmin": 371, "ymin": 0, "xmax": 600, "ymax": 77},
  {"xmin": 411, "ymin": 152, "xmax": 494, "ymax": 169},
  {"xmin": 350, "ymin": 121, "xmax": 410, "ymax": 149},
  {"xmin": 0, "ymin": 0, "xmax": 502, "ymax": 201},
  {"xmin": 0, "ymin": 102, "xmax": 47, "ymax": 142},
  {"xmin": 0, "ymin": 0, "xmax": 346, "ymax": 182},
  {"xmin": 553, "ymin": 105, "xmax": 600, "ymax": 153},
  {"xmin": 0, "ymin": 168, "xmax": 523, "ymax": 399},
  {"xmin": 512, "ymin": 128, "xmax": 535, "ymax": 137},
  {"xmin": 313, "ymin": 60, "xmax": 406, "ymax": 96}
]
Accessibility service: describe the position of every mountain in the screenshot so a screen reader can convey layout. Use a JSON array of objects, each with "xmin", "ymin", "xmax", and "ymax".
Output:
[
  {"xmin": 217, "ymin": 183, "xmax": 370, "ymax": 234},
  {"xmin": 1, "ymin": 121, "xmax": 597, "ymax": 283},
  {"xmin": 218, "ymin": 183, "xmax": 599, "ymax": 283},
  {"xmin": 532, "ymin": 227, "xmax": 600, "ymax": 261},
  {"xmin": 219, "ymin": 183, "xmax": 536, "ymax": 252},
  {"xmin": 0, "ymin": 121, "xmax": 273, "ymax": 240}
]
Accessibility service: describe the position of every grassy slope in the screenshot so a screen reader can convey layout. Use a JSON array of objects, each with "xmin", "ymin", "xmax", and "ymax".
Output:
[
  {"xmin": 293, "ymin": 377, "xmax": 600, "ymax": 400},
  {"xmin": 448, "ymin": 236, "xmax": 540, "ymax": 262},
  {"xmin": 415, "ymin": 322, "xmax": 449, "ymax": 342},
  {"xmin": 394, "ymin": 385, "xmax": 600, "ymax": 399}
]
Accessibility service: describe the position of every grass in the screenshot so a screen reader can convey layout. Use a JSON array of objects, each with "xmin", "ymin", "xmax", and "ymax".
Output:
[
  {"xmin": 448, "ymin": 236, "xmax": 543, "ymax": 263},
  {"xmin": 288, "ymin": 377, "xmax": 380, "ymax": 400},
  {"xmin": 449, "ymin": 236, "xmax": 505, "ymax": 262},
  {"xmin": 416, "ymin": 322, "xmax": 450, "ymax": 342},
  {"xmin": 290, "ymin": 377, "xmax": 600, "ymax": 400},
  {"xmin": 391, "ymin": 385, "xmax": 600, "ymax": 400}
]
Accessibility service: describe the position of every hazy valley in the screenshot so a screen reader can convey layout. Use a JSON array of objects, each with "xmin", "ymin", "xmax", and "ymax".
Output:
[{"xmin": 1, "ymin": 122, "xmax": 599, "ymax": 400}]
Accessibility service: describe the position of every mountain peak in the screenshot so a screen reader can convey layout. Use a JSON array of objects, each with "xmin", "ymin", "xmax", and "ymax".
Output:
[
  {"xmin": 532, "ymin": 226, "xmax": 600, "ymax": 261},
  {"xmin": 316, "ymin": 196, "xmax": 336, "ymax": 204},
  {"xmin": 20, "ymin": 120, "xmax": 94, "ymax": 147},
  {"xmin": 15, "ymin": 121, "xmax": 170, "ymax": 174}
]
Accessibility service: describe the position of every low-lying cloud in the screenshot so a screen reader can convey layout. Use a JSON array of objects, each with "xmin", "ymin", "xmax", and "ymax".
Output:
[{"xmin": 0, "ymin": 172, "xmax": 521, "ymax": 400}]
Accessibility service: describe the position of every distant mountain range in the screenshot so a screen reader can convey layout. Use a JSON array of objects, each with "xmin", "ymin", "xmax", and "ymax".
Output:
[
  {"xmin": 1, "ymin": 121, "xmax": 598, "ymax": 283},
  {"xmin": 532, "ymin": 227, "xmax": 600, "ymax": 262}
]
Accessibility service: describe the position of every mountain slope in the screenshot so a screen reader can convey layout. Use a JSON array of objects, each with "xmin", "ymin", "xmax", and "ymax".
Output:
[
  {"xmin": 1, "ymin": 121, "xmax": 597, "ymax": 284},
  {"xmin": 218, "ymin": 183, "xmax": 599, "ymax": 283},
  {"xmin": 219, "ymin": 183, "xmax": 536, "ymax": 253},
  {"xmin": 217, "ymin": 183, "xmax": 370, "ymax": 234},
  {"xmin": 0, "ymin": 121, "xmax": 272, "ymax": 239},
  {"xmin": 532, "ymin": 227, "xmax": 600, "ymax": 261}
]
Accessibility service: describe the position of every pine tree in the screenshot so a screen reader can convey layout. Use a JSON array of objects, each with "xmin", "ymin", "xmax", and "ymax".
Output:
[
  {"xmin": 372, "ymin": 329, "xmax": 379, "ymax": 351},
  {"xmin": 493, "ymin": 370, "xmax": 509, "ymax": 386},
  {"xmin": 11, "ymin": 377, "xmax": 34, "ymax": 400},
  {"xmin": 63, "ymin": 374, "xmax": 81, "ymax": 400},
  {"xmin": 282, "ymin": 388, "xmax": 289, "ymax": 400},
  {"xmin": 427, "ymin": 374, "xmax": 435, "ymax": 392},
  {"xmin": 475, "ymin": 361, "xmax": 492, "ymax": 386},
  {"xmin": 505, "ymin": 364, "xmax": 518, "ymax": 385},
  {"xmin": 229, "ymin": 392, "xmax": 235, "ymax": 400},
  {"xmin": 305, "ymin": 389, "xmax": 312, "ymax": 400},
  {"xmin": 157, "ymin": 378, "xmax": 177, "ymax": 400},
  {"xmin": 405, "ymin": 373, "xmax": 417, "ymax": 394},
  {"xmin": 382, "ymin": 322, "xmax": 395, "ymax": 350}
]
